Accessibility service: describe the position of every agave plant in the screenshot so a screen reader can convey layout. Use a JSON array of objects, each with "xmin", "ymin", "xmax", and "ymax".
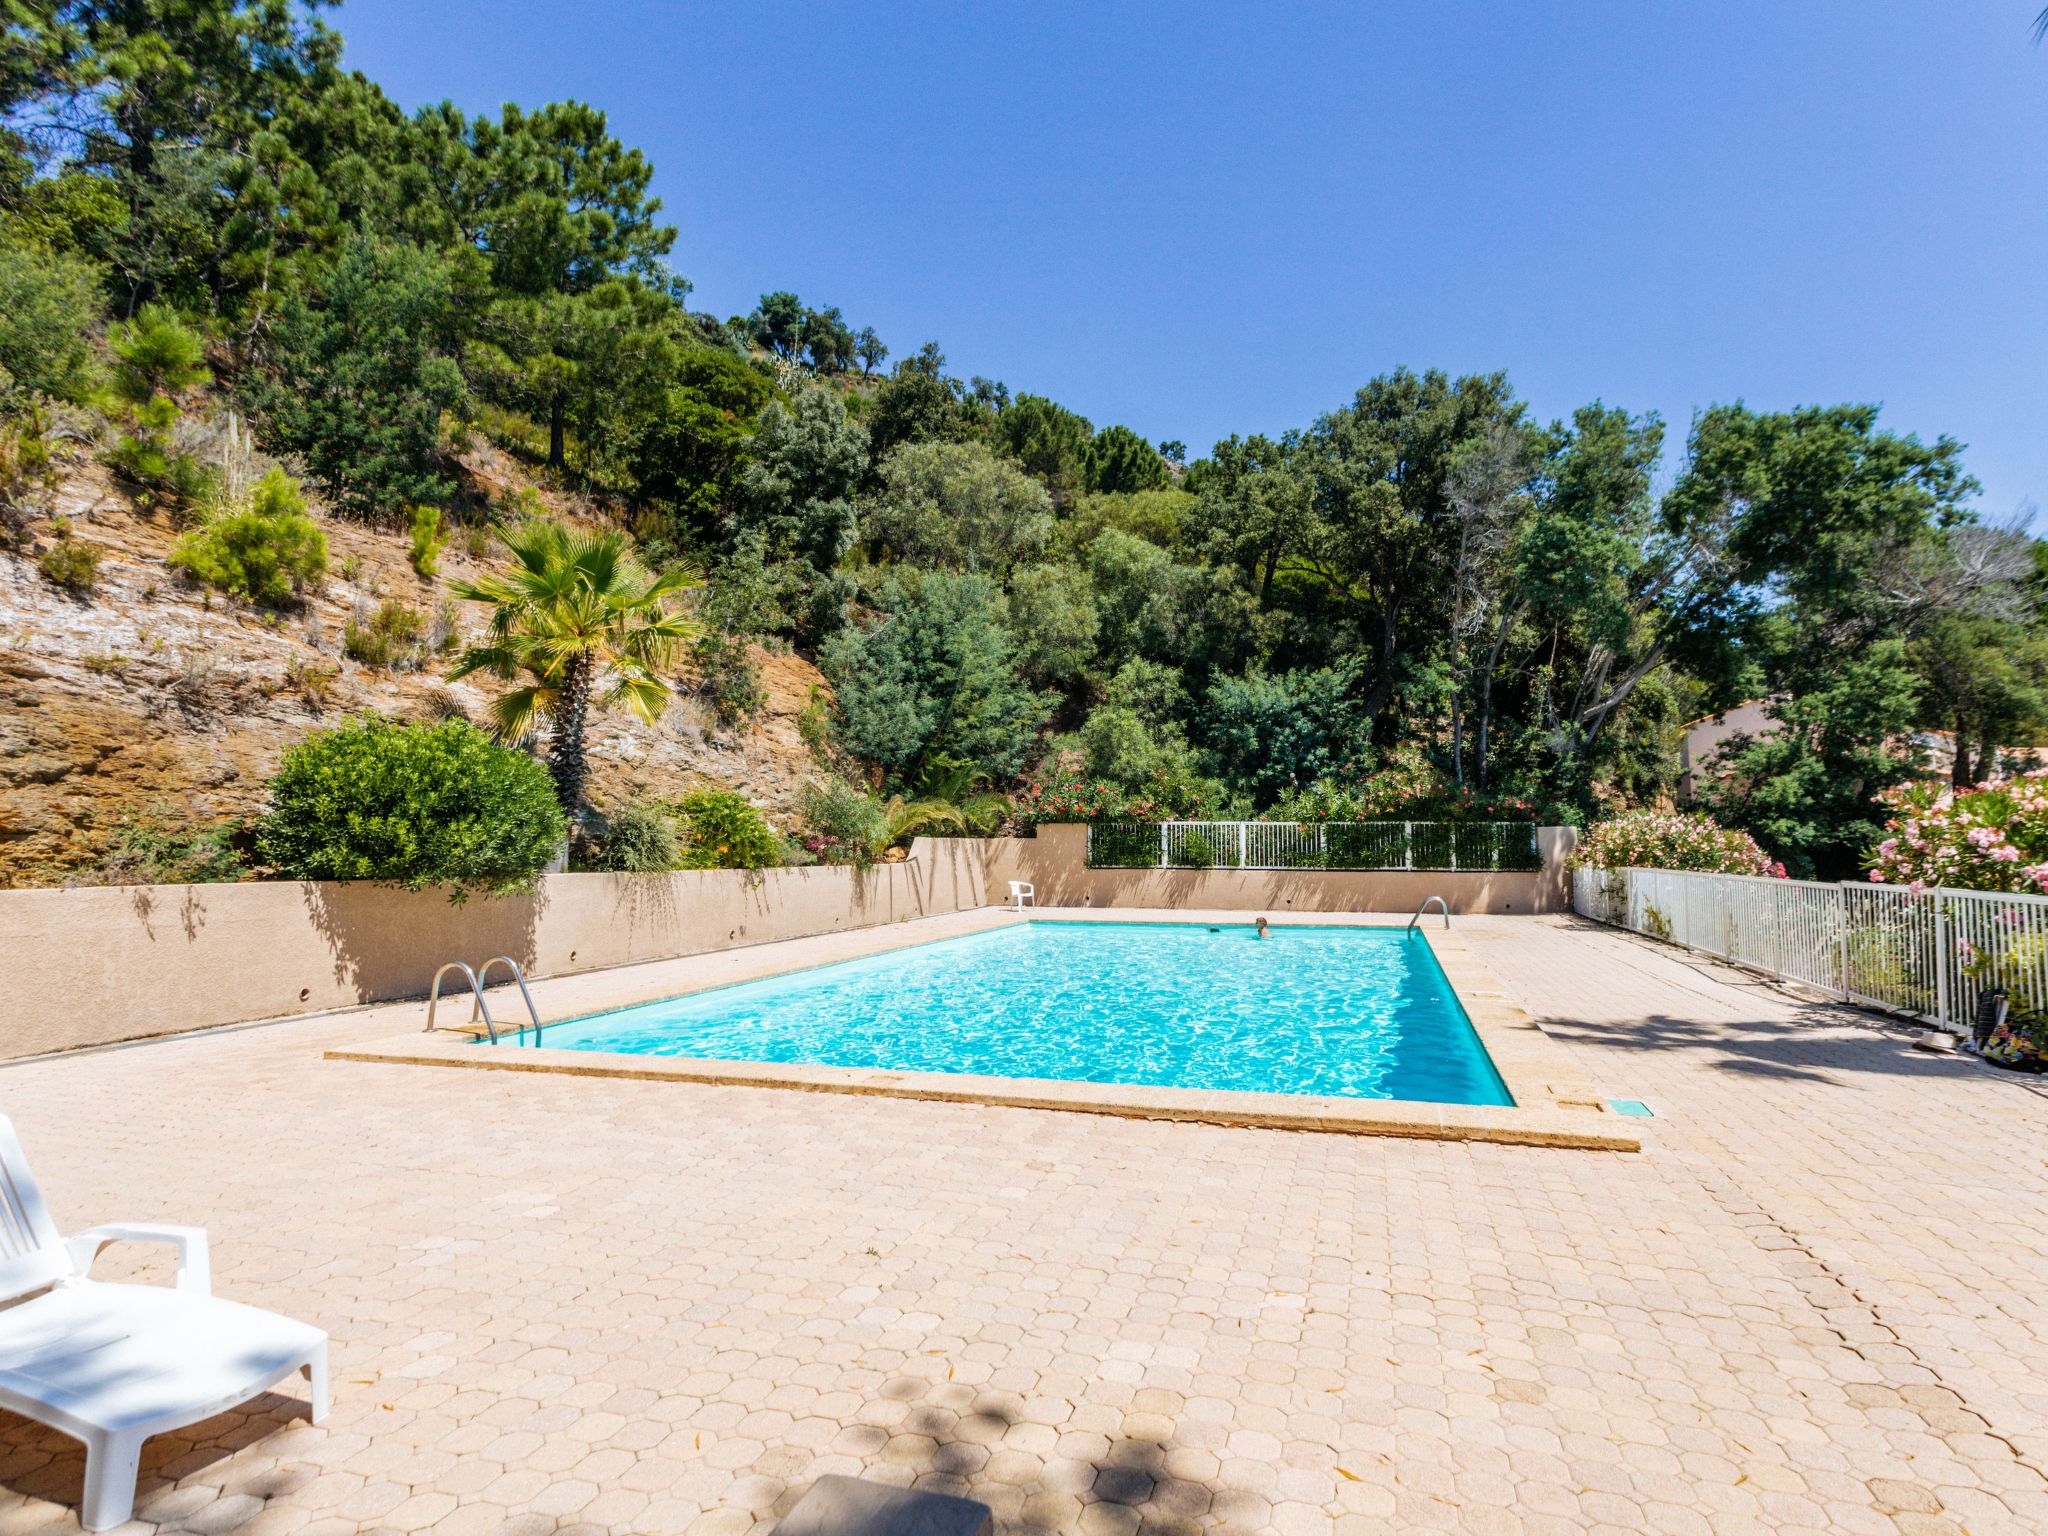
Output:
[{"xmin": 449, "ymin": 521, "xmax": 700, "ymax": 811}]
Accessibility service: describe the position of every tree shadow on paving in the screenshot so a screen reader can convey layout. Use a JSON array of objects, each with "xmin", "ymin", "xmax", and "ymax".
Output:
[
  {"xmin": 756, "ymin": 1385, "xmax": 1255, "ymax": 1536},
  {"xmin": 0, "ymin": 1393, "xmax": 312, "ymax": 1530},
  {"xmin": 1550, "ymin": 1006, "xmax": 2048, "ymax": 1097}
]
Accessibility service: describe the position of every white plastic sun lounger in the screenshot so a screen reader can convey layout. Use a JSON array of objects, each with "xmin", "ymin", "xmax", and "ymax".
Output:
[{"xmin": 0, "ymin": 1114, "xmax": 327, "ymax": 1530}]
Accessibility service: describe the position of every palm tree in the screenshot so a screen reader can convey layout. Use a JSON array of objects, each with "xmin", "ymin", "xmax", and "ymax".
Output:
[{"xmin": 449, "ymin": 521, "xmax": 701, "ymax": 812}]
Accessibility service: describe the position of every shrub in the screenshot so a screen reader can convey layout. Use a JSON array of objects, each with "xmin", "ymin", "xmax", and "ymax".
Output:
[
  {"xmin": 592, "ymin": 800, "xmax": 679, "ymax": 872},
  {"xmin": 281, "ymin": 654, "xmax": 339, "ymax": 708},
  {"xmin": 344, "ymin": 600, "xmax": 426, "ymax": 668},
  {"xmin": 676, "ymin": 789, "xmax": 783, "ymax": 869},
  {"xmin": 0, "ymin": 405, "xmax": 58, "ymax": 546},
  {"xmin": 797, "ymin": 779, "xmax": 960, "ymax": 865},
  {"xmin": 1087, "ymin": 822, "xmax": 1160, "ymax": 868},
  {"xmin": 1015, "ymin": 774, "xmax": 1222, "ymax": 826},
  {"xmin": 1270, "ymin": 745, "xmax": 1537, "ymax": 824},
  {"xmin": 799, "ymin": 778, "xmax": 889, "ymax": 864},
  {"xmin": 1866, "ymin": 772, "xmax": 2048, "ymax": 895},
  {"xmin": 91, "ymin": 807, "xmax": 246, "ymax": 886},
  {"xmin": 408, "ymin": 505, "xmax": 444, "ymax": 576},
  {"xmin": 691, "ymin": 630, "xmax": 766, "ymax": 730},
  {"xmin": 1569, "ymin": 809, "xmax": 1780, "ymax": 877},
  {"xmin": 258, "ymin": 717, "xmax": 565, "ymax": 897},
  {"xmin": 104, "ymin": 401, "xmax": 220, "ymax": 515},
  {"xmin": 36, "ymin": 522, "xmax": 102, "ymax": 592},
  {"xmin": 171, "ymin": 468, "xmax": 328, "ymax": 606}
]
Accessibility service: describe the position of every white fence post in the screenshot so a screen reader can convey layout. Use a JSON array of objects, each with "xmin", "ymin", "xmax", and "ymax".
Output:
[{"xmin": 1934, "ymin": 893, "xmax": 1951, "ymax": 1030}]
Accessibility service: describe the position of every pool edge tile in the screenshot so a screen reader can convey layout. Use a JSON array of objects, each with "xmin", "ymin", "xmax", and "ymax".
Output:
[{"xmin": 327, "ymin": 1031, "xmax": 1643, "ymax": 1152}]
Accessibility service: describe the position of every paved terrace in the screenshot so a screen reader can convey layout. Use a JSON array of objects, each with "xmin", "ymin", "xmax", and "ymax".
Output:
[{"xmin": 3, "ymin": 913, "xmax": 2047, "ymax": 1536}]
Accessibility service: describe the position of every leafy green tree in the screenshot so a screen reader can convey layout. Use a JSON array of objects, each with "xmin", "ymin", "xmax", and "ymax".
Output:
[
  {"xmin": 1186, "ymin": 432, "xmax": 1309, "ymax": 601},
  {"xmin": 259, "ymin": 717, "xmax": 567, "ymax": 897},
  {"xmin": 998, "ymin": 393, "xmax": 1092, "ymax": 503},
  {"xmin": 746, "ymin": 290, "xmax": 805, "ymax": 360},
  {"xmin": 102, "ymin": 301, "xmax": 217, "ymax": 510},
  {"xmin": 107, "ymin": 299, "xmax": 209, "ymax": 400},
  {"xmin": 866, "ymin": 439, "xmax": 1053, "ymax": 574},
  {"xmin": 865, "ymin": 342, "xmax": 975, "ymax": 464},
  {"xmin": 0, "ymin": 236, "xmax": 100, "ymax": 405},
  {"xmin": 423, "ymin": 98, "xmax": 677, "ymax": 468},
  {"xmin": 1083, "ymin": 423, "xmax": 1168, "ymax": 494},
  {"xmin": 1005, "ymin": 562, "xmax": 1099, "ymax": 688},
  {"xmin": 734, "ymin": 385, "xmax": 866, "ymax": 628},
  {"xmin": 626, "ymin": 347, "xmax": 775, "ymax": 539},
  {"xmin": 819, "ymin": 568, "xmax": 1050, "ymax": 779},
  {"xmin": 1702, "ymin": 641, "xmax": 1923, "ymax": 879},
  {"xmin": 1056, "ymin": 488, "xmax": 1193, "ymax": 558},
  {"xmin": 17, "ymin": 0, "xmax": 338, "ymax": 308},
  {"xmin": 448, "ymin": 521, "xmax": 701, "ymax": 811},
  {"xmin": 251, "ymin": 236, "xmax": 465, "ymax": 517},
  {"xmin": 801, "ymin": 303, "xmax": 854, "ymax": 373},
  {"xmin": 1084, "ymin": 527, "xmax": 1257, "ymax": 680},
  {"xmin": 853, "ymin": 325, "xmax": 887, "ymax": 377},
  {"xmin": 1201, "ymin": 664, "xmax": 1371, "ymax": 806}
]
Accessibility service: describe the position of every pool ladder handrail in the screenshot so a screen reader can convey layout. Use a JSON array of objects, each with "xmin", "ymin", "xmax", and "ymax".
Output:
[
  {"xmin": 422, "ymin": 957, "xmax": 544, "ymax": 1045},
  {"xmin": 424, "ymin": 961, "xmax": 493, "ymax": 1040},
  {"xmin": 476, "ymin": 955, "xmax": 544, "ymax": 1045},
  {"xmin": 1407, "ymin": 895, "xmax": 1450, "ymax": 931}
]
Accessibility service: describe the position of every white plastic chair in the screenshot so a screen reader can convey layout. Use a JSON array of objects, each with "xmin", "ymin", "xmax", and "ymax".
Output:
[
  {"xmin": 0, "ymin": 1114, "xmax": 328, "ymax": 1530},
  {"xmin": 1007, "ymin": 880, "xmax": 1035, "ymax": 911}
]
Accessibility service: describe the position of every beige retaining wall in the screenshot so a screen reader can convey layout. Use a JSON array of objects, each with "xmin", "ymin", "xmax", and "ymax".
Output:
[
  {"xmin": 0, "ymin": 825, "xmax": 1573, "ymax": 1059},
  {"xmin": 0, "ymin": 839, "xmax": 994, "ymax": 1059},
  {"xmin": 989, "ymin": 824, "xmax": 1576, "ymax": 916}
]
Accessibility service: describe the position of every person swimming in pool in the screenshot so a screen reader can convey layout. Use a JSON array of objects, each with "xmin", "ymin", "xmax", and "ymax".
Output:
[{"xmin": 1255, "ymin": 916, "xmax": 1270, "ymax": 939}]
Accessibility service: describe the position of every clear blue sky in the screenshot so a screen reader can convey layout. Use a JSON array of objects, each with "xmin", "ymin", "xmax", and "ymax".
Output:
[{"xmin": 336, "ymin": 0, "xmax": 2046, "ymax": 519}]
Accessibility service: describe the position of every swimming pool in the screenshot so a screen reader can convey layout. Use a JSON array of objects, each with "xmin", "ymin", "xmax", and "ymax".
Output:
[{"xmin": 487, "ymin": 921, "xmax": 1512, "ymax": 1107}]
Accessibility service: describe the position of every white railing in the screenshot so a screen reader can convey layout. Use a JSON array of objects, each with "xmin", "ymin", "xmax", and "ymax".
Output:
[
  {"xmin": 1572, "ymin": 865, "xmax": 2048, "ymax": 1033},
  {"xmin": 1087, "ymin": 821, "xmax": 1541, "ymax": 872}
]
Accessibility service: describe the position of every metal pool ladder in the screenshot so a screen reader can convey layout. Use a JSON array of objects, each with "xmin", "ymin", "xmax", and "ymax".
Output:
[
  {"xmin": 423, "ymin": 956, "xmax": 545, "ymax": 1044},
  {"xmin": 1408, "ymin": 895, "xmax": 1450, "ymax": 931}
]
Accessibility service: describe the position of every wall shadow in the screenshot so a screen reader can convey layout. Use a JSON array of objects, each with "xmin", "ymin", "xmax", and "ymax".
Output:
[{"xmin": 302, "ymin": 880, "xmax": 545, "ymax": 1004}]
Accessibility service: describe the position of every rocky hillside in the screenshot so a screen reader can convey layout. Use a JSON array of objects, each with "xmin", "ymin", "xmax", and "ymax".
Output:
[{"xmin": 0, "ymin": 438, "xmax": 829, "ymax": 887}]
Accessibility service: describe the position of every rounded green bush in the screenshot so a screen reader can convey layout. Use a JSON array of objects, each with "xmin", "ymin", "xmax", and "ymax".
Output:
[
  {"xmin": 676, "ymin": 789, "xmax": 782, "ymax": 870},
  {"xmin": 258, "ymin": 717, "xmax": 565, "ymax": 896}
]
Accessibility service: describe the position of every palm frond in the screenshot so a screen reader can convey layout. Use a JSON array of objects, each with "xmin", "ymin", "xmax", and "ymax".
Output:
[
  {"xmin": 488, "ymin": 685, "xmax": 550, "ymax": 743},
  {"xmin": 600, "ymin": 670, "xmax": 671, "ymax": 726}
]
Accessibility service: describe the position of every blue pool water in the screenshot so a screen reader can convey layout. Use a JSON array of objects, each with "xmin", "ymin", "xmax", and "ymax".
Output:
[{"xmin": 497, "ymin": 921, "xmax": 1511, "ymax": 1106}]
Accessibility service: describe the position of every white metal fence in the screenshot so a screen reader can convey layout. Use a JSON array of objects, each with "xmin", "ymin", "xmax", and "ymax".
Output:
[
  {"xmin": 1086, "ymin": 820, "xmax": 1541, "ymax": 872},
  {"xmin": 1572, "ymin": 865, "xmax": 2048, "ymax": 1034}
]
